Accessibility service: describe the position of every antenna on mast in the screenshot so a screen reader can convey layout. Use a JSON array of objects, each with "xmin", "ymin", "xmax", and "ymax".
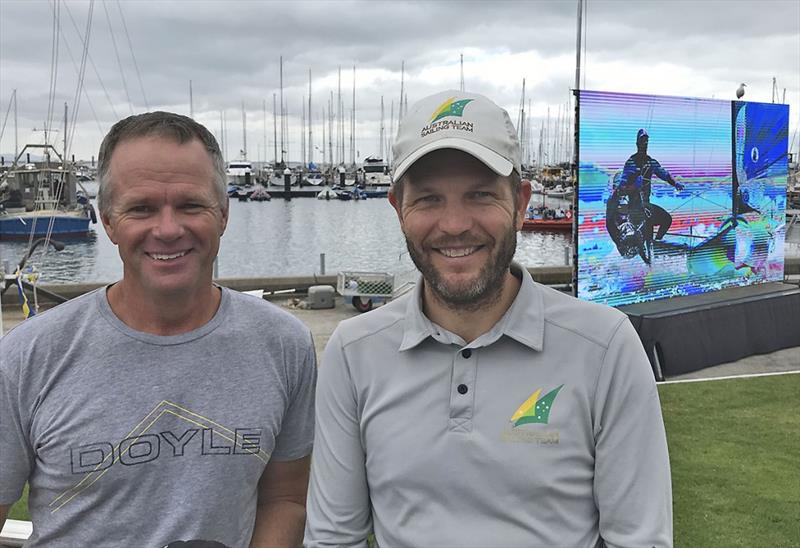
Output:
[{"xmin": 460, "ymin": 53, "xmax": 465, "ymax": 92}]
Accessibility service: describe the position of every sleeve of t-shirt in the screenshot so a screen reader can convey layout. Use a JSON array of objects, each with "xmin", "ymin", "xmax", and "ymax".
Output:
[
  {"xmin": 304, "ymin": 328, "xmax": 371, "ymax": 548},
  {"xmin": 271, "ymin": 330, "xmax": 317, "ymax": 461},
  {"xmin": 0, "ymin": 339, "xmax": 34, "ymax": 505},
  {"xmin": 593, "ymin": 318, "xmax": 673, "ymax": 548}
]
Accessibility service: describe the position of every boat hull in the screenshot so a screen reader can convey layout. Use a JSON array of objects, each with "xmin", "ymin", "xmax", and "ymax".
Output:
[
  {"xmin": 521, "ymin": 218, "xmax": 572, "ymax": 232},
  {"xmin": 0, "ymin": 214, "xmax": 92, "ymax": 240}
]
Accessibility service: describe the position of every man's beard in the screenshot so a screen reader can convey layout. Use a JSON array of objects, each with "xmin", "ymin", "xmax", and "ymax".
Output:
[{"xmin": 404, "ymin": 217, "xmax": 518, "ymax": 312}]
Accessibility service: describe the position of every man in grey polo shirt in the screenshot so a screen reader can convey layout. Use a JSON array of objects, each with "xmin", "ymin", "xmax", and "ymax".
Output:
[{"xmin": 304, "ymin": 90, "xmax": 672, "ymax": 547}]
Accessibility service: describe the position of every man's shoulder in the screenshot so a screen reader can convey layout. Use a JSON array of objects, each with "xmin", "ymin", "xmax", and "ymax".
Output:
[
  {"xmin": 224, "ymin": 287, "xmax": 310, "ymax": 338},
  {"xmin": 1, "ymin": 288, "xmax": 102, "ymax": 345},
  {"xmin": 536, "ymin": 283, "xmax": 629, "ymax": 349},
  {"xmin": 332, "ymin": 292, "xmax": 409, "ymax": 348}
]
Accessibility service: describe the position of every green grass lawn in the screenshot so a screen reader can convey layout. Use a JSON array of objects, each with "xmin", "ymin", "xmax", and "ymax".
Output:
[
  {"xmin": 7, "ymin": 375, "xmax": 799, "ymax": 546},
  {"xmin": 7, "ymin": 483, "xmax": 28, "ymax": 521},
  {"xmin": 660, "ymin": 373, "xmax": 800, "ymax": 547}
]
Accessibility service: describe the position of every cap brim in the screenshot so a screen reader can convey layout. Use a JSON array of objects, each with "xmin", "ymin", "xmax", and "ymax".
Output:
[{"xmin": 392, "ymin": 137, "xmax": 514, "ymax": 182}]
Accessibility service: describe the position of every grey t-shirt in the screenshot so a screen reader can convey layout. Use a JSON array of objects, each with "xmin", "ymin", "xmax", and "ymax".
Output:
[{"xmin": 0, "ymin": 287, "xmax": 316, "ymax": 547}]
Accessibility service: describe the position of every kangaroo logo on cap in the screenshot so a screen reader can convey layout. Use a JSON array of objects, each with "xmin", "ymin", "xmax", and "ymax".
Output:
[{"xmin": 430, "ymin": 98, "xmax": 474, "ymax": 123}]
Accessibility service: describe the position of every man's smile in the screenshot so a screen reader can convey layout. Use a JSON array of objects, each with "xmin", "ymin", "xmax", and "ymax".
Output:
[{"xmin": 146, "ymin": 250, "xmax": 189, "ymax": 261}]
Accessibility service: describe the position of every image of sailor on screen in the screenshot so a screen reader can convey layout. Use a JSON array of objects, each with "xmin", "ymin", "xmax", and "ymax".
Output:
[{"xmin": 606, "ymin": 128, "xmax": 685, "ymax": 262}]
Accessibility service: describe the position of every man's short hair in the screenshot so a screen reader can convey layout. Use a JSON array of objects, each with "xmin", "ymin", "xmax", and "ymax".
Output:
[{"xmin": 97, "ymin": 112, "xmax": 227, "ymax": 216}]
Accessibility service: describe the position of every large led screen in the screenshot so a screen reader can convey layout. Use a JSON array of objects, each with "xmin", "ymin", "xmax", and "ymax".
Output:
[{"xmin": 576, "ymin": 90, "xmax": 789, "ymax": 307}]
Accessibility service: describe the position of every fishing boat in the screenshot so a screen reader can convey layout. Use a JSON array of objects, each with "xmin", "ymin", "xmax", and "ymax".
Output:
[{"xmin": 0, "ymin": 144, "xmax": 96, "ymax": 240}]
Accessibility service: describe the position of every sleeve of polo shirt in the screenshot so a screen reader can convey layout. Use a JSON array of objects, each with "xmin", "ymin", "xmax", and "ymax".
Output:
[
  {"xmin": 592, "ymin": 317, "xmax": 673, "ymax": 548},
  {"xmin": 304, "ymin": 328, "xmax": 371, "ymax": 548},
  {"xmin": 0, "ymin": 340, "xmax": 34, "ymax": 506}
]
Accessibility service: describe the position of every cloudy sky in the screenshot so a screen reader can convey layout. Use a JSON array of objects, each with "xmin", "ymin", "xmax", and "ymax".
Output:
[{"xmin": 1, "ymin": 0, "xmax": 798, "ymax": 165}]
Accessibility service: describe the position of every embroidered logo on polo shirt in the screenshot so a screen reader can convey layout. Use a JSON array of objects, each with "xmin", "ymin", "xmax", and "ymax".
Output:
[{"xmin": 501, "ymin": 384, "xmax": 564, "ymax": 444}]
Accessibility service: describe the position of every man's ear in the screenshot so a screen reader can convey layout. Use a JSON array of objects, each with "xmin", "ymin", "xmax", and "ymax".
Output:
[
  {"xmin": 219, "ymin": 196, "xmax": 230, "ymax": 236},
  {"xmin": 101, "ymin": 211, "xmax": 118, "ymax": 245},
  {"xmin": 388, "ymin": 187, "xmax": 402, "ymax": 218},
  {"xmin": 516, "ymin": 178, "xmax": 533, "ymax": 230}
]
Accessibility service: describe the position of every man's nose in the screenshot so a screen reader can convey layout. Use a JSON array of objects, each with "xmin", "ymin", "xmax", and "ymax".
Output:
[
  {"xmin": 437, "ymin": 200, "xmax": 474, "ymax": 235},
  {"xmin": 152, "ymin": 207, "xmax": 185, "ymax": 240}
]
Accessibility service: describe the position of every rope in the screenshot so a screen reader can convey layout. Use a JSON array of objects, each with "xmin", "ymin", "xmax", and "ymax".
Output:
[
  {"xmin": 115, "ymin": 0, "xmax": 149, "ymax": 109},
  {"xmin": 103, "ymin": 0, "xmax": 134, "ymax": 115},
  {"xmin": 0, "ymin": 90, "xmax": 14, "ymax": 145},
  {"xmin": 52, "ymin": 16, "xmax": 105, "ymax": 136},
  {"xmin": 67, "ymin": 0, "xmax": 94, "ymax": 159},
  {"xmin": 63, "ymin": 1, "xmax": 118, "ymax": 120},
  {"xmin": 45, "ymin": 0, "xmax": 61, "ymax": 146}
]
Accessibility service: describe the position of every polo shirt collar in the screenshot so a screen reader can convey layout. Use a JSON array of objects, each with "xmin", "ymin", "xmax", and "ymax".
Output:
[{"xmin": 398, "ymin": 262, "xmax": 545, "ymax": 352}]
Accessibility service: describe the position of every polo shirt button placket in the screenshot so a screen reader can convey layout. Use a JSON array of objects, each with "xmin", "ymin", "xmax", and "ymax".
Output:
[{"xmin": 449, "ymin": 347, "xmax": 477, "ymax": 433}]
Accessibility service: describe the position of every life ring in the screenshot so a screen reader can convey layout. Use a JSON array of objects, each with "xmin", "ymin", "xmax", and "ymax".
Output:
[{"xmin": 566, "ymin": 210, "xmax": 572, "ymax": 219}]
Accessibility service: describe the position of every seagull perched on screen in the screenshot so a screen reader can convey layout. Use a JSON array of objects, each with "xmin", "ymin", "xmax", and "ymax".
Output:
[{"xmin": 736, "ymin": 83, "xmax": 747, "ymax": 99}]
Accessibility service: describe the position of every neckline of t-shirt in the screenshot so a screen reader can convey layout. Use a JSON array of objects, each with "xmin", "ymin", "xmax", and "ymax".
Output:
[{"xmin": 96, "ymin": 285, "xmax": 230, "ymax": 346}]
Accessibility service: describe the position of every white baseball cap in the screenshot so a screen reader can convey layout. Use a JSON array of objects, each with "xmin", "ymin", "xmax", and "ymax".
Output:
[{"xmin": 391, "ymin": 90, "xmax": 521, "ymax": 181}]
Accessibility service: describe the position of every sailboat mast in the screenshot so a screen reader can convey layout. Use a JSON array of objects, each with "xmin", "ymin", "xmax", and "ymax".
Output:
[
  {"xmin": 301, "ymin": 97, "xmax": 306, "ymax": 168},
  {"xmin": 399, "ymin": 61, "xmax": 405, "ymax": 124},
  {"xmin": 279, "ymin": 56, "xmax": 284, "ymax": 165},
  {"xmin": 575, "ymin": 0, "xmax": 583, "ymax": 92},
  {"xmin": 63, "ymin": 102, "xmax": 68, "ymax": 168},
  {"xmin": 379, "ymin": 96, "xmax": 385, "ymax": 159},
  {"xmin": 460, "ymin": 54, "xmax": 464, "ymax": 92},
  {"xmin": 241, "ymin": 101, "xmax": 247, "ymax": 160},
  {"xmin": 351, "ymin": 65, "xmax": 356, "ymax": 166},
  {"xmin": 337, "ymin": 66, "xmax": 342, "ymax": 166},
  {"xmin": 13, "ymin": 89, "xmax": 18, "ymax": 161},
  {"xmin": 262, "ymin": 98, "xmax": 267, "ymax": 168},
  {"xmin": 189, "ymin": 80, "xmax": 194, "ymax": 118},
  {"xmin": 272, "ymin": 94, "xmax": 277, "ymax": 165},
  {"xmin": 322, "ymin": 106, "xmax": 326, "ymax": 168},
  {"xmin": 328, "ymin": 93, "xmax": 333, "ymax": 170},
  {"xmin": 308, "ymin": 69, "xmax": 313, "ymax": 165}
]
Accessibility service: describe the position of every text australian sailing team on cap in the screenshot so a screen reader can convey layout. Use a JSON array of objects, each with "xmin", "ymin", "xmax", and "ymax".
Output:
[{"xmin": 391, "ymin": 90, "xmax": 522, "ymax": 181}]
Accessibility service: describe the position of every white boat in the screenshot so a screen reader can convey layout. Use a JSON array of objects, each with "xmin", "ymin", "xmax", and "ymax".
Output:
[
  {"xmin": 305, "ymin": 171, "xmax": 325, "ymax": 186},
  {"xmin": 546, "ymin": 184, "xmax": 574, "ymax": 199},
  {"xmin": 316, "ymin": 186, "xmax": 338, "ymax": 200},
  {"xmin": 530, "ymin": 179, "xmax": 545, "ymax": 195},
  {"xmin": 226, "ymin": 160, "xmax": 253, "ymax": 186},
  {"xmin": 362, "ymin": 156, "xmax": 392, "ymax": 187}
]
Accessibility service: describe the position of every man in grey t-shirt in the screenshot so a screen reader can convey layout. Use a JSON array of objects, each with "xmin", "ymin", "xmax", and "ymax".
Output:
[
  {"xmin": 305, "ymin": 91, "xmax": 672, "ymax": 547},
  {"xmin": 0, "ymin": 112, "xmax": 316, "ymax": 547}
]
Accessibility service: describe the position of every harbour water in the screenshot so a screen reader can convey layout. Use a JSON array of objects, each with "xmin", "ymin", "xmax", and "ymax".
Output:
[{"xmin": 0, "ymin": 196, "xmax": 575, "ymax": 284}]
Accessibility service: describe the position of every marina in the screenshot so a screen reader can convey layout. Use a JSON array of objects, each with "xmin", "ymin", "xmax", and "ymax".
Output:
[{"xmin": 0, "ymin": 195, "xmax": 576, "ymax": 285}]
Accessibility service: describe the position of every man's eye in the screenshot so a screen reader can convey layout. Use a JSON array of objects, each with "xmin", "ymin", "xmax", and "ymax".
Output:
[
  {"xmin": 470, "ymin": 191, "xmax": 493, "ymax": 199},
  {"xmin": 128, "ymin": 205, "xmax": 151, "ymax": 213},
  {"xmin": 182, "ymin": 203, "xmax": 205, "ymax": 210}
]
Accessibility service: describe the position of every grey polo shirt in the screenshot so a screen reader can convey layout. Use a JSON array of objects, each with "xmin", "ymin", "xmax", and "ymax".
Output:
[{"xmin": 305, "ymin": 263, "xmax": 672, "ymax": 548}]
